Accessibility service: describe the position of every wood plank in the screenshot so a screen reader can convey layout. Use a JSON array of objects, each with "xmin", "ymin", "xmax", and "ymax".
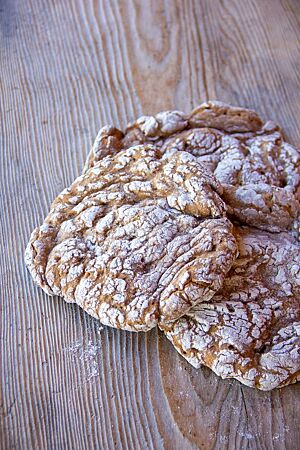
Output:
[{"xmin": 1, "ymin": 0, "xmax": 300, "ymax": 449}]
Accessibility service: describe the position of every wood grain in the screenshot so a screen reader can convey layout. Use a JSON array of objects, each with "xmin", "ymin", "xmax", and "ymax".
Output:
[{"xmin": 1, "ymin": 0, "xmax": 300, "ymax": 449}]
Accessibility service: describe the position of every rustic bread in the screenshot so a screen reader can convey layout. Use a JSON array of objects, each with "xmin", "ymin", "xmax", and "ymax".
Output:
[
  {"xmin": 161, "ymin": 226, "xmax": 300, "ymax": 390},
  {"xmin": 25, "ymin": 145, "xmax": 237, "ymax": 331},
  {"xmin": 84, "ymin": 102, "xmax": 300, "ymax": 233}
]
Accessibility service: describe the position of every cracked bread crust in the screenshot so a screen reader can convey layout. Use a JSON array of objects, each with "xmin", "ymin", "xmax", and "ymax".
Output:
[
  {"xmin": 161, "ymin": 226, "xmax": 300, "ymax": 390},
  {"xmin": 25, "ymin": 145, "xmax": 237, "ymax": 331},
  {"xmin": 84, "ymin": 101, "xmax": 300, "ymax": 233}
]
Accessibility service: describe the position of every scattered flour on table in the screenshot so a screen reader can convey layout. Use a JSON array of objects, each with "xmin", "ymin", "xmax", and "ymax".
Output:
[{"xmin": 64, "ymin": 325, "xmax": 104, "ymax": 382}]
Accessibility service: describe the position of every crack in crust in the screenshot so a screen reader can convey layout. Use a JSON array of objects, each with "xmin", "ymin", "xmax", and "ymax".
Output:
[
  {"xmin": 84, "ymin": 101, "xmax": 300, "ymax": 233},
  {"xmin": 25, "ymin": 145, "xmax": 238, "ymax": 331},
  {"xmin": 161, "ymin": 227, "xmax": 300, "ymax": 390}
]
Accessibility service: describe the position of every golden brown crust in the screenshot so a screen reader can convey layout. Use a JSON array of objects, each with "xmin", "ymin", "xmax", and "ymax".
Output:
[{"xmin": 188, "ymin": 101, "xmax": 263, "ymax": 132}]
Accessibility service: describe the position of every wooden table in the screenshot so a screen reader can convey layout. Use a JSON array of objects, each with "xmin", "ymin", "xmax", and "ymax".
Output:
[{"xmin": 1, "ymin": 1, "xmax": 300, "ymax": 449}]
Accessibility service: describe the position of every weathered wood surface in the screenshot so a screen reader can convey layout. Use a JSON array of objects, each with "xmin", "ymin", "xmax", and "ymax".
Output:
[{"xmin": 1, "ymin": 0, "xmax": 300, "ymax": 449}]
